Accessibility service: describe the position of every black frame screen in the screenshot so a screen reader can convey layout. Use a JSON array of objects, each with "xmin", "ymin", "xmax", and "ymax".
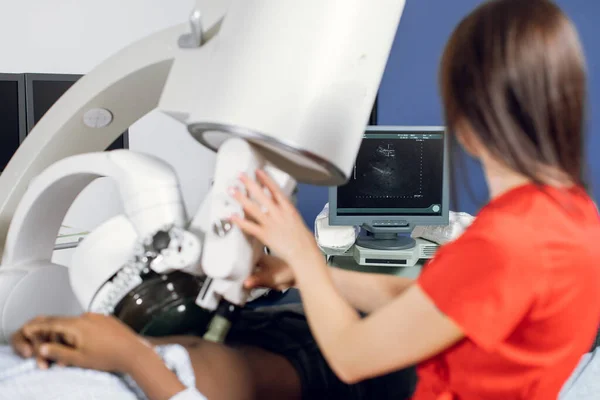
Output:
[
  {"xmin": 336, "ymin": 131, "xmax": 445, "ymax": 216},
  {"xmin": 0, "ymin": 74, "xmax": 26, "ymax": 172}
]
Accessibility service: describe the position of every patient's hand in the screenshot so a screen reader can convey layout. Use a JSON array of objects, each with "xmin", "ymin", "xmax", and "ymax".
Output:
[{"xmin": 11, "ymin": 313, "xmax": 153, "ymax": 374}]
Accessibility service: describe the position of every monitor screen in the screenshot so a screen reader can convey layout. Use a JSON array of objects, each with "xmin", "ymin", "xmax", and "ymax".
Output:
[
  {"xmin": 26, "ymin": 75, "xmax": 128, "ymax": 150},
  {"xmin": 335, "ymin": 128, "xmax": 445, "ymax": 217},
  {"xmin": 0, "ymin": 76, "xmax": 25, "ymax": 172}
]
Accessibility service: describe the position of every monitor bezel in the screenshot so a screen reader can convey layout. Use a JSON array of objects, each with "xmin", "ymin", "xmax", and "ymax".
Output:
[
  {"xmin": 0, "ymin": 73, "xmax": 27, "ymax": 144},
  {"xmin": 328, "ymin": 125, "xmax": 450, "ymax": 228},
  {"xmin": 24, "ymin": 73, "xmax": 129, "ymax": 149}
]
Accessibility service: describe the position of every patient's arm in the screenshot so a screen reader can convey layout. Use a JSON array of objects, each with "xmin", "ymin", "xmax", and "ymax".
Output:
[
  {"xmin": 13, "ymin": 316, "xmax": 301, "ymax": 400},
  {"xmin": 13, "ymin": 315, "xmax": 187, "ymax": 400},
  {"xmin": 147, "ymin": 336, "xmax": 301, "ymax": 400}
]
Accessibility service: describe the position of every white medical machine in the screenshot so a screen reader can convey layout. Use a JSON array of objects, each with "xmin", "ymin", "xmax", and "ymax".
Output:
[{"xmin": 0, "ymin": 0, "xmax": 406, "ymax": 343}]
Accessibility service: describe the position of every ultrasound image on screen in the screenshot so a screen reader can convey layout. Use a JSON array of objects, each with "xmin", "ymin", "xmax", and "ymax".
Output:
[
  {"xmin": 31, "ymin": 79, "xmax": 127, "ymax": 150},
  {"xmin": 0, "ymin": 81, "xmax": 22, "ymax": 172},
  {"xmin": 337, "ymin": 132, "xmax": 444, "ymax": 215}
]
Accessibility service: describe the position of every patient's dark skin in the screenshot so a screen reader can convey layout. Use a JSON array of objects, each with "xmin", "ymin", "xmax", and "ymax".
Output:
[
  {"xmin": 148, "ymin": 335, "xmax": 301, "ymax": 400},
  {"xmin": 153, "ymin": 335, "xmax": 301, "ymax": 400},
  {"xmin": 12, "ymin": 313, "xmax": 301, "ymax": 400}
]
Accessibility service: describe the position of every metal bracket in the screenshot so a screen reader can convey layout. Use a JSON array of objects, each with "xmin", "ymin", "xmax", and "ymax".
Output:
[
  {"xmin": 54, "ymin": 237, "xmax": 85, "ymax": 251},
  {"xmin": 212, "ymin": 219, "xmax": 233, "ymax": 237},
  {"xmin": 178, "ymin": 8, "xmax": 204, "ymax": 48}
]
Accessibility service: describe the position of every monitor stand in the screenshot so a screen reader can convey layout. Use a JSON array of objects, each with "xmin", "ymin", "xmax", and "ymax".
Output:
[{"xmin": 356, "ymin": 231, "xmax": 416, "ymax": 251}]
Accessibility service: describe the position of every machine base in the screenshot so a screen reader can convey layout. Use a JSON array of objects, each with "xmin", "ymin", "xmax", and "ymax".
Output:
[
  {"xmin": 355, "ymin": 235, "xmax": 416, "ymax": 251},
  {"xmin": 352, "ymin": 238, "xmax": 439, "ymax": 268}
]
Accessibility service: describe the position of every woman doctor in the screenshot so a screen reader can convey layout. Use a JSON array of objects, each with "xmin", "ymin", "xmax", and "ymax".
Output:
[{"xmin": 229, "ymin": 0, "xmax": 600, "ymax": 399}]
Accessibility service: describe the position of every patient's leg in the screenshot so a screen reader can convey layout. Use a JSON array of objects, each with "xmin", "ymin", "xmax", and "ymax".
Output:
[{"xmin": 147, "ymin": 335, "xmax": 301, "ymax": 400}]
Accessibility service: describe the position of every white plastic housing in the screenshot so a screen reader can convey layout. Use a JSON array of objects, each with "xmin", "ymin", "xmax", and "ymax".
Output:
[
  {"xmin": 200, "ymin": 139, "xmax": 265, "ymax": 281},
  {"xmin": 0, "ymin": 151, "xmax": 186, "ymax": 342},
  {"xmin": 70, "ymin": 215, "xmax": 138, "ymax": 311},
  {"xmin": 107, "ymin": 150, "xmax": 187, "ymax": 237},
  {"xmin": 2, "ymin": 151, "xmax": 185, "ymax": 265},
  {"xmin": 0, "ymin": 1, "xmax": 230, "ymax": 256},
  {"xmin": 196, "ymin": 139, "xmax": 297, "ymax": 310},
  {"xmin": 0, "ymin": 262, "xmax": 82, "ymax": 343},
  {"xmin": 201, "ymin": 139, "xmax": 269, "ymax": 279},
  {"xmin": 186, "ymin": 0, "xmax": 406, "ymax": 185},
  {"xmin": 264, "ymin": 164, "xmax": 297, "ymax": 198}
]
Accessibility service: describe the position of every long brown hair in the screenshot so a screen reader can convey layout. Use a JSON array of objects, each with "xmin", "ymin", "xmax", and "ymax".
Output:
[{"xmin": 440, "ymin": 0, "xmax": 588, "ymax": 194}]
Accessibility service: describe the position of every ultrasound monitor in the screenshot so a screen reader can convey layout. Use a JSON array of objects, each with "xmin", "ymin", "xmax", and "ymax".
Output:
[
  {"xmin": 0, "ymin": 74, "xmax": 26, "ymax": 173},
  {"xmin": 25, "ymin": 73, "xmax": 128, "ymax": 150},
  {"xmin": 329, "ymin": 126, "xmax": 449, "ymax": 250}
]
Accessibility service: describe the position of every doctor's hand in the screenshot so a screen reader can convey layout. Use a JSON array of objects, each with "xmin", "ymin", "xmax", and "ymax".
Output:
[
  {"xmin": 230, "ymin": 170, "xmax": 322, "ymax": 269},
  {"xmin": 11, "ymin": 313, "xmax": 153, "ymax": 374},
  {"xmin": 244, "ymin": 253, "xmax": 296, "ymax": 291}
]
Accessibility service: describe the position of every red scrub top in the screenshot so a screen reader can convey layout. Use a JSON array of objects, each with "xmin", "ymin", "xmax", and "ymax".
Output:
[{"xmin": 414, "ymin": 184, "xmax": 600, "ymax": 400}]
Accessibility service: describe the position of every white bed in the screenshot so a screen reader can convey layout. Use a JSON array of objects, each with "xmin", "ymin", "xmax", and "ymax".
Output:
[{"xmin": 0, "ymin": 344, "xmax": 204, "ymax": 400}]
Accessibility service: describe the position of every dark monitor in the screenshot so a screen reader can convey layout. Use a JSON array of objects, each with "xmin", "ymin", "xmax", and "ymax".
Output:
[
  {"xmin": 329, "ymin": 126, "xmax": 449, "ymax": 250},
  {"xmin": 0, "ymin": 74, "xmax": 26, "ymax": 172},
  {"xmin": 25, "ymin": 73, "xmax": 128, "ymax": 150}
]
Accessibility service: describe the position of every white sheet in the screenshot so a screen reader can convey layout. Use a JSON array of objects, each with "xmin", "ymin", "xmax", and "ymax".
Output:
[
  {"xmin": 0, "ymin": 344, "xmax": 204, "ymax": 400},
  {"xmin": 559, "ymin": 347, "xmax": 600, "ymax": 400},
  {"xmin": 1, "ymin": 342, "xmax": 597, "ymax": 399}
]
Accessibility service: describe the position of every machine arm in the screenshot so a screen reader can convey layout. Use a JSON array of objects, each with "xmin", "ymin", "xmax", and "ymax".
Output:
[
  {"xmin": 2, "ymin": 150, "xmax": 188, "ymax": 267},
  {"xmin": 0, "ymin": 1, "xmax": 230, "ymax": 257},
  {"xmin": 0, "ymin": 29, "xmax": 174, "ymax": 256},
  {"xmin": 0, "ymin": 0, "xmax": 404, "ymax": 265},
  {"xmin": 0, "ymin": 150, "xmax": 198, "ymax": 342}
]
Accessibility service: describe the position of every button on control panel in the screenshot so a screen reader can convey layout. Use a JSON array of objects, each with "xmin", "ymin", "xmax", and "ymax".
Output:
[{"xmin": 372, "ymin": 220, "xmax": 409, "ymax": 227}]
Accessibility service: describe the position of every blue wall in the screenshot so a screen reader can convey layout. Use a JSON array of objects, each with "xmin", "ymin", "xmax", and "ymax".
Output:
[{"xmin": 297, "ymin": 0, "xmax": 600, "ymax": 225}]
